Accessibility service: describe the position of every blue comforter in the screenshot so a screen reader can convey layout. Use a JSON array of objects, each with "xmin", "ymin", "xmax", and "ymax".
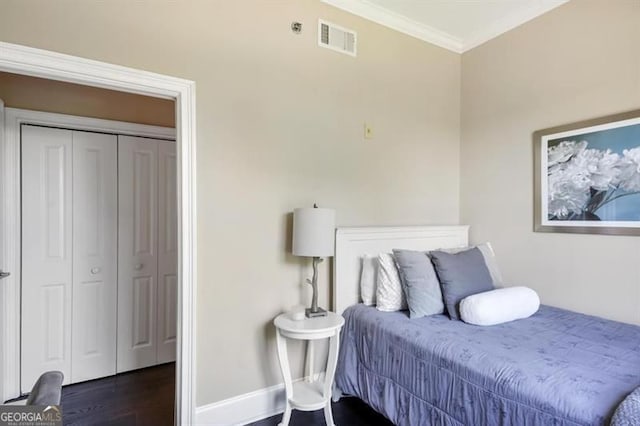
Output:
[{"xmin": 336, "ymin": 304, "xmax": 640, "ymax": 425}]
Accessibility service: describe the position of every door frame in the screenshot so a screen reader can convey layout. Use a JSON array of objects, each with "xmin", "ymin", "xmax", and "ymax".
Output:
[{"xmin": 0, "ymin": 42, "xmax": 197, "ymax": 425}]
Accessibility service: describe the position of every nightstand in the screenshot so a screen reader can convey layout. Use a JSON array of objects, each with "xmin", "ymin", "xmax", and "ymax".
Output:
[{"xmin": 273, "ymin": 311, "xmax": 345, "ymax": 426}]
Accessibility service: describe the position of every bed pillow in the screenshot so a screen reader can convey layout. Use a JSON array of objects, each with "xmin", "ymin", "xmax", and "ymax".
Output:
[
  {"xmin": 392, "ymin": 249, "xmax": 444, "ymax": 318},
  {"xmin": 376, "ymin": 253, "xmax": 407, "ymax": 312},
  {"xmin": 459, "ymin": 287, "xmax": 540, "ymax": 326},
  {"xmin": 441, "ymin": 242, "xmax": 503, "ymax": 286},
  {"xmin": 476, "ymin": 243, "xmax": 503, "ymax": 286},
  {"xmin": 429, "ymin": 247, "xmax": 494, "ymax": 320},
  {"xmin": 360, "ymin": 254, "xmax": 377, "ymax": 306}
]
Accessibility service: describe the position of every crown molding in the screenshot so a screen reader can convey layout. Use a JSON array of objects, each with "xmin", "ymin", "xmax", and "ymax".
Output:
[
  {"xmin": 321, "ymin": 0, "xmax": 569, "ymax": 54},
  {"xmin": 461, "ymin": 0, "xmax": 570, "ymax": 52},
  {"xmin": 321, "ymin": 0, "xmax": 464, "ymax": 53}
]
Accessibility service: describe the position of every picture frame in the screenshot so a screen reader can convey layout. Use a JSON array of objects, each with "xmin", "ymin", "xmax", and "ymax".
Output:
[{"xmin": 534, "ymin": 109, "xmax": 640, "ymax": 236}]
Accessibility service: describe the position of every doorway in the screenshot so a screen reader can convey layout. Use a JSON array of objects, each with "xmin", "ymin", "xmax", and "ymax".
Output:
[
  {"xmin": 14, "ymin": 106, "xmax": 177, "ymax": 391},
  {"xmin": 0, "ymin": 42, "xmax": 196, "ymax": 424}
]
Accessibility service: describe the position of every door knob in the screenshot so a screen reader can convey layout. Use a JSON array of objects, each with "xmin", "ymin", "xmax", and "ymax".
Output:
[
  {"xmin": 0, "ymin": 270, "xmax": 10, "ymax": 279},
  {"xmin": 134, "ymin": 263, "xmax": 143, "ymax": 270},
  {"xmin": 90, "ymin": 267, "xmax": 101, "ymax": 275}
]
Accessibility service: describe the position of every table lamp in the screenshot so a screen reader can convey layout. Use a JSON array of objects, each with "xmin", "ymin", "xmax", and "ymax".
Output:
[{"xmin": 292, "ymin": 204, "xmax": 335, "ymax": 317}]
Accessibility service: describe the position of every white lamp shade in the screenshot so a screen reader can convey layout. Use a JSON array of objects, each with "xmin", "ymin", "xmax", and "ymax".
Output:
[{"xmin": 292, "ymin": 207, "xmax": 336, "ymax": 257}]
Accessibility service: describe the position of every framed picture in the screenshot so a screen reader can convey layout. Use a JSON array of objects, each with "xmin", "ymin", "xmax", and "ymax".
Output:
[{"xmin": 534, "ymin": 109, "xmax": 640, "ymax": 235}]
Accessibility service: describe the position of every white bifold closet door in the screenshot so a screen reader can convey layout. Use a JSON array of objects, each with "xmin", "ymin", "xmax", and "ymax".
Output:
[
  {"xmin": 21, "ymin": 126, "xmax": 73, "ymax": 391},
  {"xmin": 70, "ymin": 131, "xmax": 118, "ymax": 383},
  {"xmin": 117, "ymin": 136, "xmax": 176, "ymax": 373},
  {"xmin": 157, "ymin": 140, "xmax": 178, "ymax": 364},
  {"xmin": 21, "ymin": 126, "xmax": 117, "ymax": 392}
]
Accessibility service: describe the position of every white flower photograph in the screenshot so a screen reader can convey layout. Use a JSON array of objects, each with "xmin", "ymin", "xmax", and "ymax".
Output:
[{"xmin": 535, "ymin": 111, "xmax": 640, "ymax": 235}]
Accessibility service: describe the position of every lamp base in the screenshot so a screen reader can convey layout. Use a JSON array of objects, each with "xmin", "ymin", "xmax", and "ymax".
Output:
[{"xmin": 305, "ymin": 307, "xmax": 327, "ymax": 318}]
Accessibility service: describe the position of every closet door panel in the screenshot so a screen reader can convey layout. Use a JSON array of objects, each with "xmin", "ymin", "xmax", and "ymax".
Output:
[
  {"xmin": 117, "ymin": 135, "xmax": 158, "ymax": 372},
  {"xmin": 157, "ymin": 141, "xmax": 177, "ymax": 363},
  {"xmin": 71, "ymin": 131, "xmax": 117, "ymax": 382},
  {"xmin": 21, "ymin": 125, "xmax": 73, "ymax": 391}
]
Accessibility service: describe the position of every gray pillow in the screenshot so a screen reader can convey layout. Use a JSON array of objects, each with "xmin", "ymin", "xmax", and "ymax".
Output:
[
  {"xmin": 392, "ymin": 249, "xmax": 444, "ymax": 318},
  {"xmin": 429, "ymin": 247, "xmax": 494, "ymax": 320}
]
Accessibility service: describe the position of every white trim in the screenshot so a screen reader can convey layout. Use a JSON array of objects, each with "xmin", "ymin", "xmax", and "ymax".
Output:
[
  {"xmin": 0, "ymin": 41, "xmax": 197, "ymax": 425},
  {"xmin": 0, "ymin": 97, "xmax": 6, "ymax": 404},
  {"xmin": 0, "ymin": 43, "xmax": 182, "ymax": 98},
  {"xmin": 194, "ymin": 375, "xmax": 321, "ymax": 426},
  {"xmin": 195, "ymin": 382, "xmax": 286, "ymax": 426},
  {"xmin": 321, "ymin": 0, "xmax": 463, "ymax": 53},
  {"xmin": 320, "ymin": 0, "xmax": 569, "ymax": 53},
  {"xmin": 5, "ymin": 108, "xmax": 176, "ymax": 140}
]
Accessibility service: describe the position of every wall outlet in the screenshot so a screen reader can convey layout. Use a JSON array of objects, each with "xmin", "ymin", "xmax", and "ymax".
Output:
[{"xmin": 364, "ymin": 123, "xmax": 373, "ymax": 139}]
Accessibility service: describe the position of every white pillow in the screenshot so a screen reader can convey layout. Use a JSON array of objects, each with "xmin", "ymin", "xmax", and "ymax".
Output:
[
  {"xmin": 477, "ymin": 243, "xmax": 503, "ymax": 286},
  {"xmin": 459, "ymin": 286, "xmax": 540, "ymax": 326},
  {"xmin": 360, "ymin": 254, "xmax": 377, "ymax": 306},
  {"xmin": 376, "ymin": 253, "xmax": 407, "ymax": 312},
  {"xmin": 442, "ymin": 242, "xmax": 503, "ymax": 286}
]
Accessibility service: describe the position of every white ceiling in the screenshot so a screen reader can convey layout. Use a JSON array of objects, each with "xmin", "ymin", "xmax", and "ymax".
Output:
[{"xmin": 321, "ymin": 0, "xmax": 569, "ymax": 53}]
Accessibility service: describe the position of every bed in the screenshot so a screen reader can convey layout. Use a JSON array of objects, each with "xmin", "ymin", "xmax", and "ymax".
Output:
[{"xmin": 332, "ymin": 226, "xmax": 640, "ymax": 425}]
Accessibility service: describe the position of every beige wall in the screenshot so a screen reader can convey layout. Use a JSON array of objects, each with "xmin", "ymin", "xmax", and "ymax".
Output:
[
  {"xmin": 0, "ymin": 0, "xmax": 461, "ymax": 405},
  {"xmin": 461, "ymin": 0, "xmax": 640, "ymax": 325},
  {"xmin": 0, "ymin": 72, "xmax": 175, "ymax": 127}
]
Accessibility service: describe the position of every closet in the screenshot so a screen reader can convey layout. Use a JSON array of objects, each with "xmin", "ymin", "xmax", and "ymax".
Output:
[{"xmin": 20, "ymin": 125, "xmax": 176, "ymax": 392}]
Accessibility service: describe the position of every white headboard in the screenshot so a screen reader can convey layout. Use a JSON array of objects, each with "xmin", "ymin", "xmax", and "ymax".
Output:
[{"xmin": 333, "ymin": 225, "xmax": 469, "ymax": 314}]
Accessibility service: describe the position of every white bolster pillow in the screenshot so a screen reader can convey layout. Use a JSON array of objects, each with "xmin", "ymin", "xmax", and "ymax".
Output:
[{"xmin": 460, "ymin": 286, "xmax": 540, "ymax": 326}]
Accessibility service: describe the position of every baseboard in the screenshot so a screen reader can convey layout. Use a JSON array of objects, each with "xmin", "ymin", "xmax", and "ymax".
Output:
[
  {"xmin": 194, "ymin": 382, "xmax": 286, "ymax": 426},
  {"xmin": 194, "ymin": 375, "xmax": 321, "ymax": 425}
]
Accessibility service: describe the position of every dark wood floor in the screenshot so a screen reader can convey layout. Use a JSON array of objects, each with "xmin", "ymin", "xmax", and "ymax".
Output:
[
  {"xmin": 247, "ymin": 397, "xmax": 394, "ymax": 426},
  {"xmin": 58, "ymin": 364, "xmax": 388, "ymax": 426},
  {"xmin": 60, "ymin": 363, "xmax": 175, "ymax": 426}
]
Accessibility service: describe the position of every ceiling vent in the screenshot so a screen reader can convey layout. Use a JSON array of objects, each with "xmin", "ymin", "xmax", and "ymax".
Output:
[{"xmin": 318, "ymin": 19, "xmax": 357, "ymax": 57}]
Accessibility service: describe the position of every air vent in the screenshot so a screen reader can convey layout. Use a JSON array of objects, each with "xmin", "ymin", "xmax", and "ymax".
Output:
[{"xmin": 318, "ymin": 20, "xmax": 357, "ymax": 57}]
